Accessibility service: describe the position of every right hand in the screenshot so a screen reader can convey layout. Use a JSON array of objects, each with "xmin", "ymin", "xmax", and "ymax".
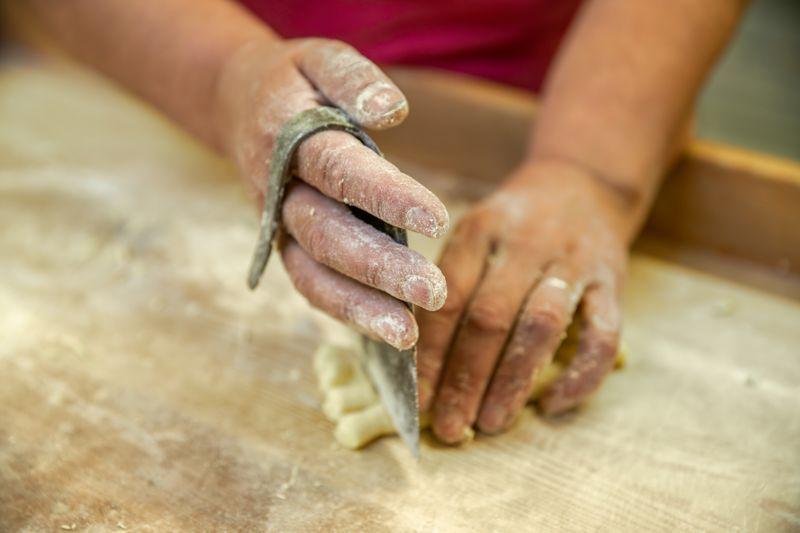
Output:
[{"xmin": 214, "ymin": 37, "xmax": 449, "ymax": 349}]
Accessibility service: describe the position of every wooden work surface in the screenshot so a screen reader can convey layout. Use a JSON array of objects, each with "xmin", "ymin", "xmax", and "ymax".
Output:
[{"xmin": 1, "ymin": 61, "xmax": 799, "ymax": 532}]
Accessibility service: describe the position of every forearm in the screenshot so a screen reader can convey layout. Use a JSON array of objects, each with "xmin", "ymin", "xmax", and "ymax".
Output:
[
  {"xmin": 530, "ymin": 0, "xmax": 747, "ymax": 239},
  {"xmin": 5, "ymin": 0, "xmax": 275, "ymax": 149}
]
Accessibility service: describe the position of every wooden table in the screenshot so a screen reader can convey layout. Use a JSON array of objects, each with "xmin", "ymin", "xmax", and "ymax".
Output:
[{"xmin": 1, "ymin": 59, "xmax": 798, "ymax": 532}]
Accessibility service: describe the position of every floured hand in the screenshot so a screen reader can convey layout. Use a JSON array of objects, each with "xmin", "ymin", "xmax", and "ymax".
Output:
[
  {"xmin": 214, "ymin": 38, "xmax": 449, "ymax": 350},
  {"xmin": 417, "ymin": 159, "xmax": 635, "ymax": 444}
]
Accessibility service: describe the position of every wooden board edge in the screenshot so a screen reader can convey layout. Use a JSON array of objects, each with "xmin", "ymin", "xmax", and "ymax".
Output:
[{"xmin": 379, "ymin": 68, "xmax": 800, "ymax": 285}]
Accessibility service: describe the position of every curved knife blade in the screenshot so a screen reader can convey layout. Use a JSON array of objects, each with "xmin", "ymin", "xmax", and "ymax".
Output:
[{"xmin": 246, "ymin": 106, "xmax": 420, "ymax": 456}]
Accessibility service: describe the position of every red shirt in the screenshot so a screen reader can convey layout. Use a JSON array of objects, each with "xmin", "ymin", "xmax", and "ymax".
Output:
[{"xmin": 239, "ymin": 0, "xmax": 582, "ymax": 92}]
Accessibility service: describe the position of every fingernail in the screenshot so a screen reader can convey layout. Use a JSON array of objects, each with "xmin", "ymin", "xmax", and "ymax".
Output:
[
  {"xmin": 538, "ymin": 388, "xmax": 576, "ymax": 417},
  {"xmin": 435, "ymin": 409, "xmax": 466, "ymax": 444},
  {"xmin": 370, "ymin": 311, "xmax": 418, "ymax": 350},
  {"xmin": 360, "ymin": 86, "xmax": 407, "ymax": 126},
  {"xmin": 402, "ymin": 269, "xmax": 447, "ymax": 311},
  {"xmin": 402, "ymin": 276, "xmax": 432, "ymax": 307},
  {"xmin": 426, "ymin": 269, "xmax": 447, "ymax": 311},
  {"xmin": 405, "ymin": 205, "xmax": 450, "ymax": 239},
  {"xmin": 478, "ymin": 404, "xmax": 508, "ymax": 434}
]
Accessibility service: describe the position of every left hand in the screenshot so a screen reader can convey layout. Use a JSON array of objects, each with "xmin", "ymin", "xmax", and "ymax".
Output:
[{"xmin": 416, "ymin": 159, "xmax": 637, "ymax": 443}]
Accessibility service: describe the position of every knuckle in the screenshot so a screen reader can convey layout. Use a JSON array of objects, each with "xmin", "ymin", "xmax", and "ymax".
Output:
[
  {"xmin": 299, "ymin": 133, "xmax": 353, "ymax": 188},
  {"xmin": 306, "ymin": 229, "xmax": 328, "ymax": 261},
  {"xmin": 438, "ymin": 288, "xmax": 466, "ymax": 318},
  {"xmin": 464, "ymin": 301, "xmax": 510, "ymax": 337},
  {"xmin": 301, "ymin": 38, "xmax": 372, "ymax": 80},
  {"xmin": 417, "ymin": 348, "xmax": 444, "ymax": 380},
  {"xmin": 327, "ymin": 145, "xmax": 361, "ymax": 196},
  {"xmin": 491, "ymin": 354, "xmax": 536, "ymax": 398},
  {"xmin": 492, "ymin": 369, "xmax": 531, "ymax": 400},
  {"xmin": 319, "ymin": 38, "xmax": 356, "ymax": 56},
  {"xmin": 296, "ymin": 37, "xmax": 347, "ymax": 58},
  {"xmin": 519, "ymin": 307, "xmax": 567, "ymax": 339},
  {"xmin": 360, "ymin": 259, "xmax": 382, "ymax": 287},
  {"xmin": 340, "ymin": 286, "xmax": 363, "ymax": 313},
  {"xmin": 584, "ymin": 333, "xmax": 619, "ymax": 361},
  {"xmin": 315, "ymin": 139, "xmax": 344, "ymax": 183},
  {"xmin": 305, "ymin": 37, "xmax": 339, "ymax": 49},
  {"xmin": 296, "ymin": 216, "xmax": 327, "ymax": 258},
  {"xmin": 446, "ymin": 368, "xmax": 483, "ymax": 397}
]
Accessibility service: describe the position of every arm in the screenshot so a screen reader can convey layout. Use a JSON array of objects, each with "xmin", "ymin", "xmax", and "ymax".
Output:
[
  {"xmin": 417, "ymin": 0, "xmax": 748, "ymax": 443},
  {"xmin": 6, "ymin": 0, "xmax": 270, "ymax": 149},
  {"xmin": 4, "ymin": 0, "xmax": 450, "ymax": 350},
  {"xmin": 531, "ymin": 0, "xmax": 748, "ymax": 239}
]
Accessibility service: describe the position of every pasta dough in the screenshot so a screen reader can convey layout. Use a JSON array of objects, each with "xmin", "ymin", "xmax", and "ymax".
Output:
[{"xmin": 314, "ymin": 336, "xmax": 626, "ymax": 450}]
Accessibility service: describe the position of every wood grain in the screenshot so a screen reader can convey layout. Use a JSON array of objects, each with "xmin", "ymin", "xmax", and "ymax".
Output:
[{"xmin": 0, "ymin": 61, "xmax": 798, "ymax": 532}]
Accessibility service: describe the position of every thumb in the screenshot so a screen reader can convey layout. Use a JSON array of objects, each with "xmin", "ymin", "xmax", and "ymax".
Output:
[{"xmin": 296, "ymin": 39, "xmax": 408, "ymax": 130}]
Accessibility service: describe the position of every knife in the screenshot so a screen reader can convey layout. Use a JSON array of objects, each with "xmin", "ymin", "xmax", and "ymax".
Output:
[{"xmin": 247, "ymin": 106, "xmax": 420, "ymax": 457}]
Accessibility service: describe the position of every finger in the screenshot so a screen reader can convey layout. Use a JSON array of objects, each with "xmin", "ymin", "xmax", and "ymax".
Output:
[
  {"xmin": 296, "ymin": 39, "xmax": 408, "ymax": 129},
  {"xmin": 477, "ymin": 264, "xmax": 583, "ymax": 434},
  {"xmin": 282, "ymin": 182, "xmax": 447, "ymax": 311},
  {"xmin": 280, "ymin": 236, "xmax": 418, "ymax": 350},
  {"xmin": 296, "ymin": 130, "xmax": 449, "ymax": 238},
  {"xmin": 538, "ymin": 282, "xmax": 621, "ymax": 415},
  {"xmin": 416, "ymin": 221, "xmax": 491, "ymax": 412},
  {"xmin": 431, "ymin": 247, "xmax": 543, "ymax": 444}
]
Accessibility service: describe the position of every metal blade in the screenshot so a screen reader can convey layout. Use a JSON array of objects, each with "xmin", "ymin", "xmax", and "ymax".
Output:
[
  {"xmin": 360, "ymin": 337, "xmax": 420, "ymax": 458},
  {"xmin": 348, "ymin": 190, "xmax": 419, "ymax": 457},
  {"xmin": 242, "ymin": 105, "xmax": 420, "ymax": 455}
]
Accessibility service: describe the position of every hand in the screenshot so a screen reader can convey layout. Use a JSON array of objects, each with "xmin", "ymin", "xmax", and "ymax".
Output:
[
  {"xmin": 214, "ymin": 37, "xmax": 449, "ymax": 350},
  {"xmin": 417, "ymin": 160, "xmax": 635, "ymax": 443}
]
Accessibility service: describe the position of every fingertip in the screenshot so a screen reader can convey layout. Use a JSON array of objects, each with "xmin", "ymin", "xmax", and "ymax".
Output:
[
  {"xmin": 537, "ymin": 393, "xmax": 577, "ymax": 417},
  {"xmin": 428, "ymin": 269, "xmax": 448, "ymax": 311},
  {"xmin": 282, "ymin": 232, "xmax": 421, "ymax": 350},
  {"xmin": 404, "ymin": 266, "xmax": 447, "ymax": 312},
  {"xmin": 431, "ymin": 205, "xmax": 451, "ymax": 239},
  {"xmin": 405, "ymin": 202, "xmax": 450, "ymax": 239},
  {"xmin": 355, "ymin": 82, "xmax": 408, "ymax": 130},
  {"xmin": 368, "ymin": 307, "xmax": 418, "ymax": 350},
  {"xmin": 433, "ymin": 408, "xmax": 467, "ymax": 445},
  {"xmin": 476, "ymin": 404, "xmax": 510, "ymax": 435},
  {"xmin": 296, "ymin": 39, "xmax": 408, "ymax": 130}
]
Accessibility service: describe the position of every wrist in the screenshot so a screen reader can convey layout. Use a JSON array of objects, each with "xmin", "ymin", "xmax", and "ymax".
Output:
[
  {"xmin": 507, "ymin": 157, "xmax": 647, "ymax": 244},
  {"xmin": 524, "ymin": 155, "xmax": 644, "ymax": 208}
]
